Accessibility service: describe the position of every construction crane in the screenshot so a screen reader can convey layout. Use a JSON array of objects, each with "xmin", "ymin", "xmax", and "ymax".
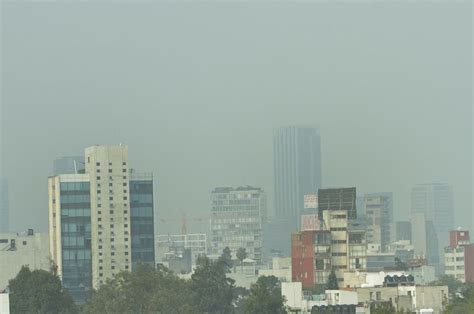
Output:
[{"xmin": 158, "ymin": 213, "xmax": 209, "ymax": 235}]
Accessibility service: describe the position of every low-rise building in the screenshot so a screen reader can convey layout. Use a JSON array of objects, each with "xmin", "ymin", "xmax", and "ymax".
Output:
[
  {"xmin": 356, "ymin": 285, "xmax": 448, "ymax": 314},
  {"xmin": 0, "ymin": 230, "xmax": 50, "ymax": 290},
  {"xmin": 258, "ymin": 257, "xmax": 291, "ymax": 283}
]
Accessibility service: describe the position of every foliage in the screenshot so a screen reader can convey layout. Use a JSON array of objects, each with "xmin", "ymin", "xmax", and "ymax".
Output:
[
  {"xmin": 8, "ymin": 266, "xmax": 77, "ymax": 314},
  {"xmin": 84, "ymin": 263, "xmax": 193, "ymax": 314},
  {"xmin": 237, "ymin": 248, "xmax": 247, "ymax": 267},
  {"xmin": 446, "ymin": 283, "xmax": 474, "ymax": 314},
  {"xmin": 191, "ymin": 255, "xmax": 236, "ymax": 314},
  {"xmin": 430, "ymin": 275, "xmax": 463, "ymax": 300},
  {"xmin": 244, "ymin": 276, "xmax": 286, "ymax": 314},
  {"xmin": 217, "ymin": 246, "xmax": 233, "ymax": 273},
  {"xmin": 326, "ymin": 270, "xmax": 339, "ymax": 290}
]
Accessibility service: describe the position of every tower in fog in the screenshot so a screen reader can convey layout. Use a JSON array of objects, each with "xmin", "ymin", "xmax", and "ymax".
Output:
[
  {"xmin": 411, "ymin": 183, "xmax": 454, "ymax": 249},
  {"xmin": 273, "ymin": 126, "xmax": 322, "ymax": 219}
]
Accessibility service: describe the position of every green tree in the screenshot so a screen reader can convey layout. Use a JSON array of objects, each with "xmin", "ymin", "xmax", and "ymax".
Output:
[
  {"xmin": 244, "ymin": 276, "xmax": 286, "ymax": 314},
  {"xmin": 191, "ymin": 255, "xmax": 236, "ymax": 314},
  {"xmin": 446, "ymin": 283, "xmax": 474, "ymax": 314},
  {"xmin": 236, "ymin": 247, "xmax": 247, "ymax": 272},
  {"xmin": 326, "ymin": 269, "xmax": 339, "ymax": 290},
  {"xmin": 84, "ymin": 263, "xmax": 193, "ymax": 314},
  {"xmin": 8, "ymin": 266, "xmax": 77, "ymax": 314},
  {"xmin": 218, "ymin": 246, "xmax": 233, "ymax": 273},
  {"xmin": 430, "ymin": 275, "xmax": 463, "ymax": 300}
]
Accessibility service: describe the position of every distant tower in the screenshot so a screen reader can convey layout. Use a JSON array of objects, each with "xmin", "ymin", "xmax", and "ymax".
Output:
[
  {"xmin": 411, "ymin": 183, "xmax": 454, "ymax": 250},
  {"xmin": 273, "ymin": 126, "xmax": 322, "ymax": 219},
  {"xmin": 364, "ymin": 192, "xmax": 393, "ymax": 252}
]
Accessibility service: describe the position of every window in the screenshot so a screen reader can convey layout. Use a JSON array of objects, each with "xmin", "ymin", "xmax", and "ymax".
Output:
[
  {"xmin": 98, "ymin": 183, "xmax": 101, "ymax": 187},
  {"xmin": 125, "ymin": 265, "xmax": 129, "ymax": 269},
  {"xmin": 99, "ymin": 273, "xmax": 103, "ymax": 277},
  {"xmin": 123, "ymin": 196, "xmax": 127, "ymax": 200},
  {"xmin": 109, "ymin": 183, "xmax": 113, "ymax": 187},
  {"xmin": 110, "ymin": 224, "xmax": 114, "ymax": 228},
  {"xmin": 124, "ymin": 210, "xmax": 128, "ymax": 214},
  {"xmin": 109, "ymin": 197, "xmax": 113, "ymax": 200},
  {"xmin": 99, "ymin": 245, "xmax": 103, "ymax": 249},
  {"xmin": 124, "ymin": 224, "xmax": 128, "ymax": 228},
  {"xmin": 123, "ymin": 162, "xmax": 126, "ymax": 166},
  {"xmin": 125, "ymin": 238, "xmax": 129, "ymax": 242},
  {"xmin": 96, "ymin": 162, "xmax": 100, "ymax": 166},
  {"xmin": 125, "ymin": 252, "xmax": 129, "ymax": 255},
  {"xmin": 369, "ymin": 292, "xmax": 374, "ymax": 301},
  {"xmin": 123, "ymin": 190, "xmax": 127, "ymax": 194},
  {"xmin": 110, "ymin": 210, "xmax": 114, "ymax": 214},
  {"xmin": 99, "ymin": 252, "xmax": 102, "ymax": 256},
  {"xmin": 23, "ymin": 241, "xmax": 27, "ymax": 245},
  {"xmin": 109, "ymin": 169, "xmax": 112, "ymax": 173},
  {"xmin": 88, "ymin": 157, "xmax": 90, "ymax": 163},
  {"xmin": 376, "ymin": 292, "xmax": 381, "ymax": 300},
  {"xmin": 98, "ymin": 231, "xmax": 102, "ymax": 235},
  {"xmin": 98, "ymin": 218, "xmax": 102, "ymax": 221},
  {"xmin": 97, "ymin": 176, "xmax": 101, "ymax": 180},
  {"xmin": 123, "ymin": 169, "xmax": 127, "ymax": 173},
  {"xmin": 111, "ymin": 266, "xmax": 115, "ymax": 270},
  {"xmin": 123, "ymin": 176, "xmax": 127, "ymax": 179},
  {"xmin": 99, "ymin": 266, "xmax": 103, "ymax": 270},
  {"xmin": 98, "ymin": 204, "xmax": 101, "ymax": 208},
  {"xmin": 97, "ymin": 190, "xmax": 101, "ymax": 194},
  {"xmin": 109, "ymin": 162, "xmax": 112, "ymax": 166},
  {"xmin": 123, "ymin": 183, "xmax": 127, "ymax": 186},
  {"xmin": 98, "ymin": 211, "xmax": 102, "ymax": 214},
  {"xmin": 111, "ymin": 252, "xmax": 115, "ymax": 256},
  {"xmin": 111, "ymin": 238, "xmax": 114, "ymax": 242}
]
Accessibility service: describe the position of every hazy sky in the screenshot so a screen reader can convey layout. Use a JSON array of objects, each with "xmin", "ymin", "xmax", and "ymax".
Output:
[{"xmin": 1, "ymin": 1, "xmax": 472, "ymax": 235}]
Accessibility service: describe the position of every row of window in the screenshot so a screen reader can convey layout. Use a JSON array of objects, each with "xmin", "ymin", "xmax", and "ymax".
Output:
[
  {"xmin": 96, "ymin": 168, "xmax": 127, "ymax": 173},
  {"xmin": 96, "ymin": 162, "xmax": 127, "ymax": 166}
]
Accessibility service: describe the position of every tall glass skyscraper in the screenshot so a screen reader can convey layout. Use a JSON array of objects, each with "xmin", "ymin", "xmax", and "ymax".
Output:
[
  {"xmin": 273, "ymin": 126, "xmax": 322, "ymax": 218},
  {"xmin": 411, "ymin": 183, "xmax": 454, "ymax": 249}
]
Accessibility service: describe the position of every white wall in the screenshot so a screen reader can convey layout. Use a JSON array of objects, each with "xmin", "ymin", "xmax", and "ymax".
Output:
[{"xmin": 0, "ymin": 293, "xmax": 10, "ymax": 314}]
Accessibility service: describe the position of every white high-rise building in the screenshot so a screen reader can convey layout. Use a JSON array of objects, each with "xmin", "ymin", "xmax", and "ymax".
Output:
[
  {"xmin": 210, "ymin": 186, "xmax": 266, "ymax": 263},
  {"xmin": 49, "ymin": 145, "xmax": 155, "ymax": 303}
]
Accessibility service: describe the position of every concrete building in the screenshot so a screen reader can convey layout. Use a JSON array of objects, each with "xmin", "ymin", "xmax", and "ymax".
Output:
[
  {"xmin": 53, "ymin": 156, "xmax": 85, "ymax": 175},
  {"xmin": 363, "ymin": 193, "xmax": 393, "ymax": 252},
  {"xmin": 444, "ymin": 229, "xmax": 474, "ymax": 283},
  {"xmin": 411, "ymin": 183, "xmax": 454, "ymax": 253},
  {"xmin": 282, "ymin": 282, "xmax": 362, "ymax": 314},
  {"xmin": 356, "ymin": 285, "xmax": 448, "ymax": 314},
  {"xmin": 48, "ymin": 145, "xmax": 155, "ymax": 303},
  {"xmin": 0, "ymin": 178, "xmax": 9, "ymax": 233},
  {"xmin": 258, "ymin": 257, "xmax": 292, "ymax": 283},
  {"xmin": 343, "ymin": 266, "xmax": 436, "ymax": 288},
  {"xmin": 291, "ymin": 206, "xmax": 367, "ymax": 288},
  {"xmin": 0, "ymin": 230, "xmax": 50, "ymax": 291},
  {"xmin": 210, "ymin": 186, "xmax": 266, "ymax": 263},
  {"xmin": 156, "ymin": 233, "xmax": 207, "ymax": 266},
  {"xmin": 318, "ymin": 188, "xmax": 357, "ymax": 220},
  {"xmin": 273, "ymin": 126, "xmax": 322, "ymax": 220}
]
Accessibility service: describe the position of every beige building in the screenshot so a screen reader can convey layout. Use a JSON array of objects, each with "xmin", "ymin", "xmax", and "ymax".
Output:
[
  {"xmin": 0, "ymin": 231, "xmax": 50, "ymax": 290},
  {"xmin": 363, "ymin": 193, "xmax": 392, "ymax": 252},
  {"xmin": 321, "ymin": 209, "xmax": 367, "ymax": 284},
  {"xmin": 356, "ymin": 285, "xmax": 448, "ymax": 314}
]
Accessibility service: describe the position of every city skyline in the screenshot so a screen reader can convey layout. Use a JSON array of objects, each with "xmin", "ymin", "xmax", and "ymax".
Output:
[{"xmin": 1, "ymin": 2, "xmax": 471, "ymax": 236}]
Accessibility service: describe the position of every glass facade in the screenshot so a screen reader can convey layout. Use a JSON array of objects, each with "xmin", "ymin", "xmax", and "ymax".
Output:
[
  {"xmin": 130, "ymin": 179, "xmax": 155, "ymax": 270},
  {"xmin": 60, "ymin": 181, "xmax": 92, "ymax": 304}
]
